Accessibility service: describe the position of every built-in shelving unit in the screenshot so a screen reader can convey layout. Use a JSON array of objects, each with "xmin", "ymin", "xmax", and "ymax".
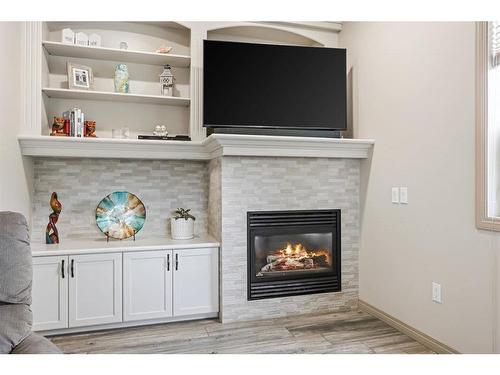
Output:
[
  {"xmin": 39, "ymin": 21, "xmax": 192, "ymax": 137},
  {"xmin": 43, "ymin": 41, "xmax": 191, "ymax": 68},
  {"xmin": 42, "ymin": 87, "xmax": 190, "ymax": 106}
]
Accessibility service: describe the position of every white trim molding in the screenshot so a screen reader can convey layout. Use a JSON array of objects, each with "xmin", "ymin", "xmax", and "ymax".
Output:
[
  {"xmin": 476, "ymin": 22, "xmax": 500, "ymax": 231},
  {"xmin": 21, "ymin": 21, "xmax": 42, "ymax": 135},
  {"xmin": 359, "ymin": 300, "xmax": 459, "ymax": 354},
  {"xmin": 203, "ymin": 133, "xmax": 374, "ymax": 159},
  {"xmin": 18, "ymin": 134, "xmax": 375, "ymax": 161}
]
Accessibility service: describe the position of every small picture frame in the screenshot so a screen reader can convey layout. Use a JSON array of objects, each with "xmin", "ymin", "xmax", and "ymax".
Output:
[{"xmin": 67, "ymin": 62, "xmax": 93, "ymax": 90}]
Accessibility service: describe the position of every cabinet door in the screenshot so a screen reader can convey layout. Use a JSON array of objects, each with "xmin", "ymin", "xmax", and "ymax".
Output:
[
  {"xmin": 173, "ymin": 248, "xmax": 219, "ymax": 316},
  {"xmin": 68, "ymin": 253, "xmax": 122, "ymax": 327},
  {"xmin": 32, "ymin": 256, "xmax": 68, "ymax": 331},
  {"xmin": 123, "ymin": 250, "xmax": 173, "ymax": 321}
]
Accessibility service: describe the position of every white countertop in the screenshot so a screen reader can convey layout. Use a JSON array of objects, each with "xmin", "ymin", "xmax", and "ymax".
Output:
[{"xmin": 31, "ymin": 234, "xmax": 220, "ymax": 256}]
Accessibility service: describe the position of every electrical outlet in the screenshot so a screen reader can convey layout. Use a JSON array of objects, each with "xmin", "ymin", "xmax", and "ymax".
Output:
[
  {"xmin": 432, "ymin": 282, "xmax": 442, "ymax": 304},
  {"xmin": 391, "ymin": 187, "xmax": 400, "ymax": 204},
  {"xmin": 400, "ymin": 187, "xmax": 408, "ymax": 204}
]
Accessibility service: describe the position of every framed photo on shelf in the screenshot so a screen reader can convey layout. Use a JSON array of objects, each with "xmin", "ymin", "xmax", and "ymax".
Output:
[{"xmin": 67, "ymin": 62, "xmax": 94, "ymax": 90}]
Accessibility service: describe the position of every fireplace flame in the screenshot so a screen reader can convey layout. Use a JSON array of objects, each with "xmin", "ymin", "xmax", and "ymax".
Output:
[{"xmin": 260, "ymin": 242, "xmax": 331, "ymax": 273}]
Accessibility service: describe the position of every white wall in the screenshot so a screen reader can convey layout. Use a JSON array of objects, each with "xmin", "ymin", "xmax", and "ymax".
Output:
[
  {"xmin": 0, "ymin": 22, "xmax": 33, "ymax": 219},
  {"xmin": 339, "ymin": 22, "xmax": 499, "ymax": 353}
]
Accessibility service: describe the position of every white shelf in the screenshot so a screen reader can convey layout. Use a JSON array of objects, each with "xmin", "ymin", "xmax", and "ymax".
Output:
[
  {"xmin": 18, "ymin": 134, "xmax": 375, "ymax": 161},
  {"xmin": 203, "ymin": 134, "xmax": 376, "ymax": 159},
  {"xmin": 42, "ymin": 87, "xmax": 190, "ymax": 106},
  {"xmin": 43, "ymin": 41, "xmax": 191, "ymax": 68},
  {"xmin": 18, "ymin": 136, "xmax": 207, "ymax": 160}
]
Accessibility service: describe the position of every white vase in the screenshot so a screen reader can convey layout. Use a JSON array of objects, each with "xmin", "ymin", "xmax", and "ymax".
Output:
[{"xmin": 171, "ymin": 217, "xmax": 194, "ymax": 240}]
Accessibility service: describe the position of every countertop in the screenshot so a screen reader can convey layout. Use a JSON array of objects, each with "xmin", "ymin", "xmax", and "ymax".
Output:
[{"xmin": 31, "ymin": 234, "xmax": 220, "ymax": 256}]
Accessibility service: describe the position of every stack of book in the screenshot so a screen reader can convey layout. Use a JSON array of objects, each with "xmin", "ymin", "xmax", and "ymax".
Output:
[{"xmin": 63, "ymin": 108, "xmax": 86, "ymax": 137}]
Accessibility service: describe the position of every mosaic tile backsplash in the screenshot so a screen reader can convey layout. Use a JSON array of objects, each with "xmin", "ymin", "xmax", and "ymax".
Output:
[{"xmin": 32, "ymin": 158, "xmax": 208, "ymax": 242}]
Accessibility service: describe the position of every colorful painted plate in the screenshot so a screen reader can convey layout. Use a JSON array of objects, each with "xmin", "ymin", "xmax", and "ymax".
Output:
[{"xmin": 95, "ymin": 191, "xmax": 146, "ymax": 240}]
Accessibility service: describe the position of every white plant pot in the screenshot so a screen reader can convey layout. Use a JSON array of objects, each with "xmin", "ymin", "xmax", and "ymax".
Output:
[{"xmin": 171, "ymin": 217, "xmax": 194, "ymax": 240}]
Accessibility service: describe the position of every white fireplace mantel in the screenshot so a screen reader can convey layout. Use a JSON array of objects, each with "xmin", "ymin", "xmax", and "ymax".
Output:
[
  {"xmin": 203, "ymin": 134, "xmax": 374, "ymax": 159},
  {"xmin": 18, "ymin": 134, "xmax": 375, "ymax": 160}
]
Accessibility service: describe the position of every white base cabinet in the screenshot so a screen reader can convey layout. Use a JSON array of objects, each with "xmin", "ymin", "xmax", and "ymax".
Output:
[
  {"xmin": 173, "ymin": 248, "xmax": 219, "ymax": 316},
  {"xmin": 32, "ymin": 256, "xmax": 68, "ymax": 331},
  {"xmin": 69, "ymin": 253, "xmax": 122, "ymax": 327},
  {"xmin": 123, "ymin": 250, "xmax": 173, "ymax": 321},
  {"xmin": 32, "ymin": 246, "xmax": 219, "ymax": 333}
]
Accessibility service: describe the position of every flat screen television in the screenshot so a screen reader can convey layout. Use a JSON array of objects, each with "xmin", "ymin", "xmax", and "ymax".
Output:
[{"xmin": 203, "ymin": 40, "xmax": 347, "ymax": 137}]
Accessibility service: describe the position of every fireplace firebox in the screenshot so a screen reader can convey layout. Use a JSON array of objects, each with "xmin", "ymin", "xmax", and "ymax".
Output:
[{"xmin": 247, "ymin": 209, "xmax": 341, "ymax": 300}]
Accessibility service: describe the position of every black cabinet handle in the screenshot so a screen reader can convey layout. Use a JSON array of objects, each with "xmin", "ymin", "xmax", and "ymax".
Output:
[
  {"xmin": 61, "ymin": 259, "xmax": 65, "ymax": 279},
  {"xmin": 175, "ymin": 253, "xmax": 179, "ymax": 271},
  {"xmin": 167, "ymin": 254, "xmax": 170, "ymax": 271},
  {"xmin": 70, "ymin": 259, "xmax": 75, "ymax": 278}
]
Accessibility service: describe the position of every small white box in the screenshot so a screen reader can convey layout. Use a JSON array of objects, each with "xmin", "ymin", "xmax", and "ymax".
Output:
[
  {"xmin": 88, "ymin": 33, "xmax": 101, "ymax": 47},
  {"xmin": 75, "ymin": 32, "xmax": 89, "ymax": 46},
  {"xmin": 57, "ymin": 28, "xmax": 75, "ymax": 44}
]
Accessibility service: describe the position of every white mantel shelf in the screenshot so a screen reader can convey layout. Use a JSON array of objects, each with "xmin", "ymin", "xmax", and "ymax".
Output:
[
  {"xmin": 203, "ymin": 134, "xmax": 375, "ymax": 159},
  {"xmin": 18, "ymin": 134, "xmax": 375, "ymax": 160}
]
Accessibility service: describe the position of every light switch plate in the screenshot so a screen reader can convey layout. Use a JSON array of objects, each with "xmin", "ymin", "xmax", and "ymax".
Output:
[
  {"xmin": 400, "ymin": 187, "xmax": 408, "ymax": 204},
  {"xmin": 432, "ymin": 282, "xmax": 442, "ymax": 304},
  {"xmin": 391, "ymin": 187, "xmax": 400, "ymax": 204}
]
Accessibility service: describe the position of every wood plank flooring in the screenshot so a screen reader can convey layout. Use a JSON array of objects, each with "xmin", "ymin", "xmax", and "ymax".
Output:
[{"xmin": 49, "ymin": 310, "xmax": 435, "ymax": 354}]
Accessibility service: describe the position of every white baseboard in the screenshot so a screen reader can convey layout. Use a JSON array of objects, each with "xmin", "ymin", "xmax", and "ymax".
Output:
[{"xmin": 358, "ymin": 299, "xmax": 459, "ymax": 354}]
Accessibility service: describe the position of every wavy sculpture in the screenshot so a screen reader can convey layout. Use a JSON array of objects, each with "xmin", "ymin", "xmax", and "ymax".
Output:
[{"xmin": 45, "ymin": 192, "xmax": 62, "ymax": 244}]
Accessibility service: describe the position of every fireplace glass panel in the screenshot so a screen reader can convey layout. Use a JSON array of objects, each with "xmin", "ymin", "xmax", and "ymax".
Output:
[{"xmin": 254, "ymin": 232, "xmax": 333, "ymax": 279}]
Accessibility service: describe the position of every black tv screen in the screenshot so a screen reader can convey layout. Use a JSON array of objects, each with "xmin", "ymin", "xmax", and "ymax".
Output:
[{"xmin": 203, "ymin": 40, "xmax": 346, "ymax": 132}]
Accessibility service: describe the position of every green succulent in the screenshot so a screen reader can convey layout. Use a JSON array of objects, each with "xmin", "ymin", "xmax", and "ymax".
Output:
[{"xmin": 173, "ymin": 208, "xmax": 196, "ymax": 221}]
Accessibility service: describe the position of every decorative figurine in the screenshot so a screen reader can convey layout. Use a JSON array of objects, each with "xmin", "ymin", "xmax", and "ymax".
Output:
[
  {"xmin": 50, "ymin": 116, "xmax": 67, "ymax": 136},
  {"xmin": 114, "ymin": 63, "xmax": 130, "ymax": 93},
  {"xmin": 159, "ymin": 64, "xmax": 174, "ymax": 96},
  {"xmin": 84, "ymin": 120, "xmax": 97, "ymax": 137},
  {"xmin": 153, "ymin": 125, "xmax": 168, "ymax": 137},
  {"xmin": 45, "ymin": 192, "xmax": 62, "ymax": 244},
  {"xmin": 119, "ymin": 41, "xmax": 128, "ymax": 50}
]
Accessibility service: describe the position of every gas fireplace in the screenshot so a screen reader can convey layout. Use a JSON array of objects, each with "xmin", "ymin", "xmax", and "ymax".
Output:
[{"xmin": 247, "ymin": 210, "xmax": 341, "ymax": 300}]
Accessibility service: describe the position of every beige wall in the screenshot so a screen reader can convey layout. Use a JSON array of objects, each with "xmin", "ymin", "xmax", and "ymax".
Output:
[
  {"xmin": 0, "ymin": 22, "xmax": 32, "ymax": 219},
  {"xmin": 340, "ymin": 22, "xmax": 498, "ymax": 353}
]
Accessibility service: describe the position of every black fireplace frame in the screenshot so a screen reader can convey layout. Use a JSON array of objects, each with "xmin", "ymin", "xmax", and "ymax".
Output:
[{"xmin": 247, "ymin": 209, "xmax": 341, "ymax": 300}]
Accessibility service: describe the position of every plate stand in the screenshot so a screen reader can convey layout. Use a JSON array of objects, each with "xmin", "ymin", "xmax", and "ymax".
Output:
[{"xmin": 105, "ymin": 230, "xmax": 136, "ymax": 242}]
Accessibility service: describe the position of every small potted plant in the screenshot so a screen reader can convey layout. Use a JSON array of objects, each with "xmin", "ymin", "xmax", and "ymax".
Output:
[{"xmin": 171, "ymin": 208, "xmax": 196, "ymax": 240}]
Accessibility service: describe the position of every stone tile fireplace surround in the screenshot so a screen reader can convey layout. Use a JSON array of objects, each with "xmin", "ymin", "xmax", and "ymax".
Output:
[
  {"xmin": 31, "ymin": 137, "xmax": 365, "ymax": 324},
  {"xmin": 208, "ymin": 156, "xmax": 360, "ymax": 323}
]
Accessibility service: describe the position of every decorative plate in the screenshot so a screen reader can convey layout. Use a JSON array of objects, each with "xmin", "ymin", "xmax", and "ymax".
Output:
[{"xmin": 95, "ymin": 191, "xmax": 146, "ymax": 240}]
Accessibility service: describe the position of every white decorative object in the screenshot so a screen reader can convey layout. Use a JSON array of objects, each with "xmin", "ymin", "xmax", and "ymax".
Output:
[
  {"xmin": 74, "ymin": 32, "xmax": 89, "ymax": 46},
  {"xmin": 153, "ymin": 125, "xmax": 168, "ymax": 136},
  {"xmin": 160, "ymin": 64, "xmax": 174, "ymax": 96},
  {"xmin": 88, "ymin": 33, "xmax": 101, "ymax": 47},
  {"xmin": 112, "ymin": 128, "xmax": 130, "ymax": 139},
  {"xmin": 57, "ymin": 28, "xmax": 75, "ymax": 44},
  {"xmin": 119, "ymin": 41, "xmax": 128, "ymax": 50}
]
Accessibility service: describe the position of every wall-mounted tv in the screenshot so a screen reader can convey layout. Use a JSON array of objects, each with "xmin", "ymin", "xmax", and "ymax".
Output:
[{"xmin": 203, "ymin": 40, "xmax": 347, "ymax": 137}]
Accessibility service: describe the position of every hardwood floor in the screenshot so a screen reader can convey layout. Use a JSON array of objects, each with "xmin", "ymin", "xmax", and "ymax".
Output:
[{"xmin": 49, "ymin": 310, "xmax": 435, "ymax": 354}]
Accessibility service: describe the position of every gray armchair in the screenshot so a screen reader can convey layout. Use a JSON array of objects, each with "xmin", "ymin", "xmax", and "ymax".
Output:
[{"xmin": 0, "ymin": 211, "xmax": 61, "ymax": 354}]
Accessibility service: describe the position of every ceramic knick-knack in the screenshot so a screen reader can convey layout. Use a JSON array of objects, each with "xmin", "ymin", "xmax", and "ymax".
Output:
[{"xmin": 114, "ymin": 64, "xmax": 129, "ymax": 93}]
